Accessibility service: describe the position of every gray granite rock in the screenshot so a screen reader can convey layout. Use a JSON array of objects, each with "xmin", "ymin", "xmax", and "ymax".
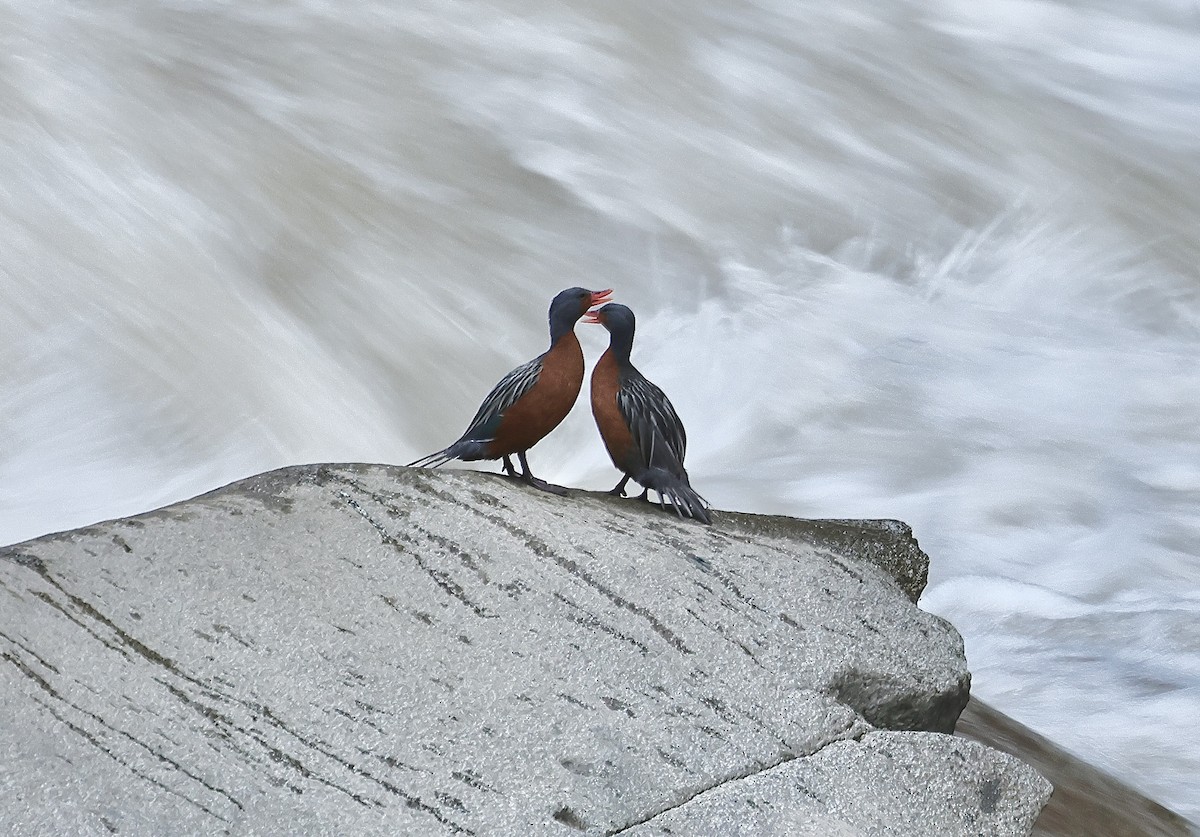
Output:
[
  {"xmin": 621, "ymin": 732, "xmax": 1050, "ymax": 837},
  {"xmin": 0, "ymin": 464, "xmax": 1043, "ymax": 835}
]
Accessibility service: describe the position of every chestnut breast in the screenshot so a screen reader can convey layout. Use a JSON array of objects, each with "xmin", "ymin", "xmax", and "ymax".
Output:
[
  {"xmin": 488, "ymin": 332, "xmax": 584, "ymax": 455},
  {"xmin": 590, "ymin": 349, "xmax": 638, "ymax": 474}
]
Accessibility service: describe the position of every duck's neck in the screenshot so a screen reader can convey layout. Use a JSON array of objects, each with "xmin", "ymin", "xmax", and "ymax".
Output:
[
  {"xmin": 607, "ymin": 329, "xmax": 634, "ymax": 368},
  {"xmin": 549, "ymin": 313, "xmax": 578, "ymax": 347},
  {"xmin": 549, "ymin": 325, "xmax": 581, "ymax": 356}
]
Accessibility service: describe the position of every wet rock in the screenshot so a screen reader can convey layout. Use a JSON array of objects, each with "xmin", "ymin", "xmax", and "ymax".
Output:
[
  {"xmin": 0, "ymin": 464, "xmax": 1042, "ymax": 835},
  {"xmin": 957, "ymin": 699, "xmax": 1196, "ymax": 837}
]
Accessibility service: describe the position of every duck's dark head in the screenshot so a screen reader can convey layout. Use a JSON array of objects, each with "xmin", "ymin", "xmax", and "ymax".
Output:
[
  {"xmin": 549, "ymin": 287, "xmax": 612, "ymax": 342},
  {"xmin": 583, "ymin": 301, "xmax": 634, "ymax": 332},
  {"xmin": 583, "ymin": 302, "xmax": 636, "ymax": 359}
]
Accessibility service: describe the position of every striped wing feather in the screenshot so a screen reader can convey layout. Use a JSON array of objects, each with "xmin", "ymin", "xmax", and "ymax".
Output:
[
  {"xmin": 616, "ymin": 371, "xmax": 688, "ymax": 474},
  {"xmin": 461, "ymin": 355, "xmax": 544, "ymax": 442}
]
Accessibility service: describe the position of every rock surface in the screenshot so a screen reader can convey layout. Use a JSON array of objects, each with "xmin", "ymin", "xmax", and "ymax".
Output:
[
  {"xmin": 956, "ymin": 700, "xmax": 1197, "ymax": 837},
  {"xmin": 0, "ymin": 464, "xmax": 1048, "ymax": 835},
  {"xmin": 622, "ymin": 732, "xmax": 1047, "ymax": 837}
]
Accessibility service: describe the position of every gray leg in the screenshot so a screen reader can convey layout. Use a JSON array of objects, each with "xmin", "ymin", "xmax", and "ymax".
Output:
[{"xmin": 517, "ymin": 451, "xmax": 568, "ymax": 496}]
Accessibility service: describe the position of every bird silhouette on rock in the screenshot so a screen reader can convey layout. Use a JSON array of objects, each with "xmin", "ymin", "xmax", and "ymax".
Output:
[
  {"xmin": 408, "ymin": 286, "xmax": 613, "ymax": 495},
  {"xmin": 586, "ymin": 303, "xmax": 711, "ymax": 523}
]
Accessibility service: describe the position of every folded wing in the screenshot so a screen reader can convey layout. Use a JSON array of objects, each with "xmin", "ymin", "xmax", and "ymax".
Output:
[{"xmin": 616, "ymin": 371, "xmax": 688, "ymax": 476}]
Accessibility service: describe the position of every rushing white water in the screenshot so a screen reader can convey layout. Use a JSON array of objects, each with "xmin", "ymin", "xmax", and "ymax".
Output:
[{"xmin": 2, "ymin": 0, "xmax": 1198, "ymax": 820}]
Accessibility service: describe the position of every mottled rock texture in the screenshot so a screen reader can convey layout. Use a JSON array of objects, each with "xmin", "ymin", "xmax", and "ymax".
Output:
[
  {"xmin": 0, "ymin": 464, "xmax": 1048, "ymax": 835},
  {"xmin": 622, "ymin": 732, "xmax": 1048, "ymax": 837}
]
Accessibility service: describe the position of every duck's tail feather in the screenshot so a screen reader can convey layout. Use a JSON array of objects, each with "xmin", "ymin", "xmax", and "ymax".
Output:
[
  {"xmin": 406, "ymin": 448, "xmax": 456, "ymax": 469},
  {"xmin": 638, "ymin": 468, "xmax": 712, "ymax": 524},
  {"xmin": 407, "ymin": 438, "xmax": 495, "ymax": 469}
]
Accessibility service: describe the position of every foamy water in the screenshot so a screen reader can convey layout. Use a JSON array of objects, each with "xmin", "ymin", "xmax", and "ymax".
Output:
[{"xmin": 2, "ymin": 0, "xmax": 1198, "ymax": 820}]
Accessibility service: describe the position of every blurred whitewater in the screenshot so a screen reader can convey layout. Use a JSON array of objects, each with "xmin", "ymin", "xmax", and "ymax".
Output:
[{"xmin": 2, "ymin": 0, "xmax": 1198, "ymax": 820}]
